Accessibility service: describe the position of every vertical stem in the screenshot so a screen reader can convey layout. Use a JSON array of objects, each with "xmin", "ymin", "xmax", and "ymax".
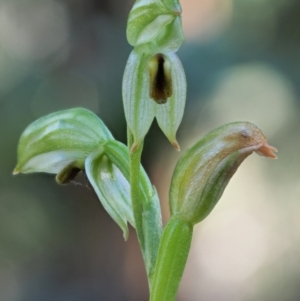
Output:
[
  {"xmin": 150, "ymin": 216, "xmax": 193, "ymax": 301},
  {"xmin": 128, "ymin": 127, "xmax": 145, "ymax": 253},
  {"xmin": 127, "ymin": 127, "xmax": 163, "ymax": 287}
]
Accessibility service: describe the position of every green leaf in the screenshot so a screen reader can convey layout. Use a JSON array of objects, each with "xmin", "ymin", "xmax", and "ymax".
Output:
[
  {"xmin": 14, "ymin": 108, "xmax": 113, "ymax": 175},
  {"xmin": 170, "ymin": 122, "xmax": 277, "ymax": 224}
]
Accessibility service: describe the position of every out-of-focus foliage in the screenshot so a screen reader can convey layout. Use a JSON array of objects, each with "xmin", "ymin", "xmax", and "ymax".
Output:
[{"xmin": 1, "ymin": 0, "xmax": 300, "ymax": 300}]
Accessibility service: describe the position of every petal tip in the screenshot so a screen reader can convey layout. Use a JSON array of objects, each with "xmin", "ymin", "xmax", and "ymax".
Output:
[
  {"xmin": 172, "ymin": 140, "xmax": 180, "ymax": 151},
  {"xmin": 13, "ymin": 168, "xmax": 19, "ymax": 175},
  {"xmin": 123, "ymin": 230, "xmax": 129, "ymax": 241},
  {"xmin": 256, "ymin": 143, "xmax": 278, "ymax": 159}
]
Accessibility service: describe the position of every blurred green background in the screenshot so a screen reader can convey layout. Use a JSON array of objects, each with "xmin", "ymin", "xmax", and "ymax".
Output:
[{"xmin": 1, "ymin": 0, "xmax": 300, "ymax": 300}]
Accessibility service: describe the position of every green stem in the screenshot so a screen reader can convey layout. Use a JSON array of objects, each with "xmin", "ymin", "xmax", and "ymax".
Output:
[
  {"xmin": 128, "ymin": 128, "xmax": 145, "ymax": 253},
  {"xmin": 143, "ymin": 188, "xmax": 163, "ymax": 283},
  {"xmin": 150, "ymin": 216, "xmax": 193, "ymax": 301},
  {"xmin": 127, "ymin": 128, "xmax": 163, "ymax": 286}
]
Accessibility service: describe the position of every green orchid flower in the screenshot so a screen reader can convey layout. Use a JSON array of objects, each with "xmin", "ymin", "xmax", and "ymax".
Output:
[
  {"xmin": 123, "ymin": 49, "xmax": 186, "ymax": 152},
  {"xmin": 150, "ymin": 122, "xmax": 277, "ymax": 301}
]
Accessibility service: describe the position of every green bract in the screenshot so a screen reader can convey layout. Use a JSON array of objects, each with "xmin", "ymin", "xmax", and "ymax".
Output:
[
  {"xmin": 14, "ymin": 108, "xmax": 113, "ymax": 179},
  {"xmin": 123, "ymin": 50, "xmax": 186, "ymax": 151},
  {"xmin": 170, "ymin": 121, "xmax": 277, "ymax": 224},
  {"xmin": 127, "ymin": 0, "xmax": 184, "ymax": 53}
]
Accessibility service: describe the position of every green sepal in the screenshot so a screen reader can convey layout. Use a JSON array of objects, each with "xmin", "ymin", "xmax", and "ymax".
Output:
[
  {"xmin": 14, "ymin": 108, "xmax": 113, "ymax": 175},
  {"xmin": 122, "ymin": 50, "xmax": 156, "ymax": 151},
  {"xmin": 155, "ymin": 52, "xmax": 186, "ymax": 150},
  {"xmin": 85, "ymin": 148, "xmax": 134, "ymax": 240},
  {"xmin": 170, "ymin": 122, "xmax": 277, "ymax": 224}
]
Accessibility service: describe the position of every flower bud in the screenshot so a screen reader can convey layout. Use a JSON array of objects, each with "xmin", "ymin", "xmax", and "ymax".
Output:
[
  {"xmin": 123, "ymin": 50, "xmax": 186, "ymax": 151},
  {"xmin": 127, "ymin": 0, "xmax": 184, "ymax": 54},
  {"xmin": 14, "ymin": 108, "xmax": 113, "ymax": 177},
  {"xmin": 170, "ymin": 122, "xmax": 277, "ymax": 225}
]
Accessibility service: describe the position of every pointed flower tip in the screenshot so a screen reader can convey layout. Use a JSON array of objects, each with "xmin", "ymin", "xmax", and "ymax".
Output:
[
  {"xmin": 123, "ymin": 231, "xmax": 129, "ymax": 241},
  {"xmin": 13, "ymin": 168, "xmax": 19, "ymax": 175},
  {"xmin": 256, "ymin": 143, "xmax": 278, "ymax": 159},
  {"xmin": 172, "ymin": 140, "xmax": 180, "ymax": 151}
]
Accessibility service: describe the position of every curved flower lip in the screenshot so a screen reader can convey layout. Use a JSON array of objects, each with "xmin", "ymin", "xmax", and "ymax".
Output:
[{"xmin": 240, "ymin": 142, "xmax": 278, "ymax": 159}]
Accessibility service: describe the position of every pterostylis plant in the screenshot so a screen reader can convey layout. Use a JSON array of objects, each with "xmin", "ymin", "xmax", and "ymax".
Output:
[{"xmin": 14, "ymin": 0, "xmax": 277, "ymax": 300}]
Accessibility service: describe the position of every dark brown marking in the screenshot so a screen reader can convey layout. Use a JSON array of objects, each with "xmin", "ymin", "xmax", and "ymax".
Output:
[
  {"xmin": 149, "ymin": 53, "xmax": 172, "ymax": 104},
  {"xmin": 56, "ymin": 164, "xmax": 81, "ymax": 185}
]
